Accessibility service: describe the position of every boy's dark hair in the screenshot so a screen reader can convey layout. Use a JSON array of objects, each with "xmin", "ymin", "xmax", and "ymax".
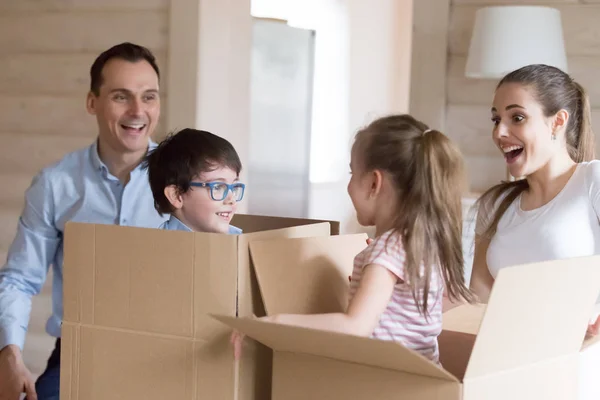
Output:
[
  {"xmin": 90, "ymin": 42, "xmax": 160, "ymax": 95},
  {"xmin": 143, "ymin": 128, "xmax": 242, "ymax": 215}
]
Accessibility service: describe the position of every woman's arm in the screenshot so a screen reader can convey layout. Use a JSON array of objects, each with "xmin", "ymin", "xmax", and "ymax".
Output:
[
  {"xmin": 262, "ymin": 263, "xmax": 397, "ymax": 337},
  {"xmin": 469, "ymin": 235, "xmax": 495, "ymax": 304}
]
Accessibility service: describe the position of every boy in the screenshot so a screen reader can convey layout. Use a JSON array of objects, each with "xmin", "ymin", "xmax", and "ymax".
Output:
[{"xmin": 144, "ymin": 128, "xmax": 245, "ymax": 233}]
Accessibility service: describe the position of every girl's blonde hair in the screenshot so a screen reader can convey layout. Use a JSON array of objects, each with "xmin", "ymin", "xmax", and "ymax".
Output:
[{"xmin": 353, "ymin": 114, "xmax": 474, "ymax": 314}]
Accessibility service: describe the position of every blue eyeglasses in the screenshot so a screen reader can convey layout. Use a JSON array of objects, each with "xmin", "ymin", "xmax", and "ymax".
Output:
[{"xmin": 189, "ymin": 182, "xmax": 246, "ymax": 201}]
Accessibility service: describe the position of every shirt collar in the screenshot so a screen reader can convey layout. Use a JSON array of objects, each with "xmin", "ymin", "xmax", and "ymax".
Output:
[
  {"xmin": 164, "ymin": 215, "xmax": 193, "ymax": 232},
  {"xmin": 90, "ymin": 139, "xmax": 105, "ymax": 173},
  {"xmin": 164, "ymin": 215, "xmax": 242, "ymax": 235},
  {"xmin": 228, "ymin": 225, "xmax": 243, "ymax": 235},
  {"xmin": 90, "ymin": 138, "xmax": 158, "ymax": 175}
]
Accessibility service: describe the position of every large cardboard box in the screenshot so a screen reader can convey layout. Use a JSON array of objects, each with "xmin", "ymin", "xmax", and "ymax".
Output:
[
  {"xmin": 214, "ymin": 236, "xmax": 600, "ymax": 400},
  {"xmin": 60, "ymin": 214, "xmax": 339, "ymax": 400}
]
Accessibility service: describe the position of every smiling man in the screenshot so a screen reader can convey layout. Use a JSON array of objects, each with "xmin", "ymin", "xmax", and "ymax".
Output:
[{"xmin": 0, "ymin": 43, "xmax": 169, "ymax": 400}]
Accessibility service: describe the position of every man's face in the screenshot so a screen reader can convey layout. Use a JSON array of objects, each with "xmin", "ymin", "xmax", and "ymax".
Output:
[{"xmin": 87, "ymin": 58, "xmax": 160, "ymax": 156}]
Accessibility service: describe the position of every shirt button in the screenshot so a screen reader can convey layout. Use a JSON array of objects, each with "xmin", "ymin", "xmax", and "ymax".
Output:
[{"xmin": 121, "ymin": 219, "xmax": 127, "ymax": 225}]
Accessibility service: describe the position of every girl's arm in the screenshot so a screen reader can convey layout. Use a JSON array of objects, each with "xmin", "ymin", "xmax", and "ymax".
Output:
[
  {"xmin": 261, "ymin": 263, "xmax": 397, "ymax": 337},
  {"xmin": 468, "ymin": 235, "xmax": 494, "ymax": 303}
]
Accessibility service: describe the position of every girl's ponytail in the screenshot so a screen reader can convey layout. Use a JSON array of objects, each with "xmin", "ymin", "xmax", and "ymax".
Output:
[
  {"xmin": 353, "ymin": 115, "xmax": 475, "ymax": 316},
  {"xmin": 419, "ymin": 130, "xmax": 474, "ymax": 306}
]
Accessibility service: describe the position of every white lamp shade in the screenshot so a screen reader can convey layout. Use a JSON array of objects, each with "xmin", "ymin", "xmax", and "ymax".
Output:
[{"xmin": 465, "ymin": 6, "xmax": 568, "ymax": 79}]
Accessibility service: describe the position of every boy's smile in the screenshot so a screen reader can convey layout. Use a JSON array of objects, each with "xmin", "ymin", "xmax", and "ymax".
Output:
[{"xmin": 176, "ymin": 166, "xmax": 242, "ymax": 233}]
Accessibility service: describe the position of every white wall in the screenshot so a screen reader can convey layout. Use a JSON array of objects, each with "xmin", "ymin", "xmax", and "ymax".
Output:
[
  {"xmin": 305, "ymin": 0, "xmax": 415, "ymax": 233},
  {"xmin": 167, "ymin": 0, "xmax": 252, "ymax": 213},
  {"xmin": 306, "ymin": 0, "xmax": 350, "ymax": 183},
  {"xmin": 249, "ymin": 0, "xmax": 413, "ymax": 187}
]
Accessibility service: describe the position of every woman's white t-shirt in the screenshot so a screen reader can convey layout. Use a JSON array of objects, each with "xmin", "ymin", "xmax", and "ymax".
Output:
[{"xmin": 476, "ymin": 161, "xmax": 600, "ymax": 279}]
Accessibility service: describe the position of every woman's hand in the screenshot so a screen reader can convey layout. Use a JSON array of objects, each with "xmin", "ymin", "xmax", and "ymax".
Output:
[{"xmin": 586, "ymin": 315, "xmax": 600, "ymax": 339}]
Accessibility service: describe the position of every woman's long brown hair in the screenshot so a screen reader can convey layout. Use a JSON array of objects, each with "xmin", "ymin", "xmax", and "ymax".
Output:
[{"xmin": 476, "ymin": 64, "xmax": 594, "ymax": 238}]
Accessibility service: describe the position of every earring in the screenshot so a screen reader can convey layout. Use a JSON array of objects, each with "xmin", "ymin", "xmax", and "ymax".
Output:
[{"xmin": 551, "ymin": 133, "xmax": 557, "ymax": 141}]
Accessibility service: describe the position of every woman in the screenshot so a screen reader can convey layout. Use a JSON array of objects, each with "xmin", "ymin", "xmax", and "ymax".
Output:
[{"xmin": 470, "ymin": 64, "xmax": 600, "ymax": 335}]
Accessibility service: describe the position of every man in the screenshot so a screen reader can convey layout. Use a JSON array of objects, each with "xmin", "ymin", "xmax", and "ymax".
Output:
[{"xmin": 0, "ymin": 42, "xmax": 168, "ymax": 400}]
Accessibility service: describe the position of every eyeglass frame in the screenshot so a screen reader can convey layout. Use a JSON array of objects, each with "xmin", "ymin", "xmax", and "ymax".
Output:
[{"xmin": 189, "ymin": 181, "xmax": 246, "ymax": 202}]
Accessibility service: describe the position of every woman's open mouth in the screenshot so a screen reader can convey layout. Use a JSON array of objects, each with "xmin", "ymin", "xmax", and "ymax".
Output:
[{"xmin": 502, "ymin": 145, "xmax": 524, "ymax": 164}]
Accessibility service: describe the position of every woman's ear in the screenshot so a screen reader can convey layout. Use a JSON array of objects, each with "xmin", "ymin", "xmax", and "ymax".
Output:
[
  {"xmin": 164, "ymin": 185, "xmax": 184, "ymax": 210},
  {"xmin": 553, "ymin": 109, "xmax": 569, "ymax": 135}
]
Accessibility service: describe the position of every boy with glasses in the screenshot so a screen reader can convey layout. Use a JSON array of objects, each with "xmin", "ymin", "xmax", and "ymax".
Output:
[{"xmin": 144, "ymin": 128, "xmax": 245, "ymax": 234}]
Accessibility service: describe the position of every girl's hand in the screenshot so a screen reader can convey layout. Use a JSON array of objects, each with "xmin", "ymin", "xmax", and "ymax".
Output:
[
  {"xmin": 230, "ymin": 315, "xmax": 275, "ymax": 360},
  {"xmin": 230, "ymin": 330, "xmax": 245, "ymax": 361},
  {"xmin": 232, "ymin": 239, "xmax": 375, "ymax": 359}
]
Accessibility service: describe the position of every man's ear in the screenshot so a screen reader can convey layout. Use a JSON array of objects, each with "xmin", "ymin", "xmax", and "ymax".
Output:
[
  {"xmin": 86, "ymin": 91, "xmax": 98, "ymax": 116},
  {"xmin": 164, "ymin": 185, "xmax": 183, "ymax": 210}
]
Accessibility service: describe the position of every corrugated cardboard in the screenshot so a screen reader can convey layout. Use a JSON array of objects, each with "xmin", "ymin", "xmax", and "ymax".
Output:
[
  {"xmin": 213, "ymin": 235, "xmax": 600, "ymax": 400},
  {"xmin": 60, "ymin": 214, "xmax": 339, "ymax": 400},
  {"xmin": 248, "ymin": 234, "xmax": 368, "ymax": 315}
]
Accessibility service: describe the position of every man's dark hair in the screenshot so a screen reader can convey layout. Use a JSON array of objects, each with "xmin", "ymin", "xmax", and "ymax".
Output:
[
  {"xmin": 90, "ymin": 42, "xmax": 160, "ymax": 95},
  {"xmin": 143, "ymin": 128, "xmax": 243, "ymax": 215}
]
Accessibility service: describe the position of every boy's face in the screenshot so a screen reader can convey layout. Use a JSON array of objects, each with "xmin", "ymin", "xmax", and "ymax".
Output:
[{"xmin": 175, "ymin": 166, "xmax": 241, "ymax": 233}]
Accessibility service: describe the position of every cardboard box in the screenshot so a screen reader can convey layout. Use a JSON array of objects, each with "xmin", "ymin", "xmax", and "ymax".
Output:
[
  {"xmin": 214, "ymin": 236, "xmax": 600, "ymax": 400},
  {"xmin": 579, "ymin": 303, "xmax": 600, "ymax": 400},
  {"xmin": 60, "ymin": 214, "xmax": 339, "ymax": 400},
  {"xmin": 248, "ymin": 234, "xmax": 369, "ymax": 315}
]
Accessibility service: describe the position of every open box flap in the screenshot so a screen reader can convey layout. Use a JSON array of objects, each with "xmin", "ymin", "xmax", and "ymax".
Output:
[
  {"xmin": 212, "ymin": 315, "xmax": 458, "ymax": 382},
  {"xmin": 442, "ymin": 303, "xmax": 486, "ymax": 336},
  {"xmin": 235, "ymin": 222, "xmax": 334, "ymax": 319},
  {"xmin": 248, "ymin": 234, "xmax": 368, "ymax": 315},
  {"xmin": 239, "ymin": 222, "xmax": 333, "ymax": 242},
  {"xmin": 465, "ymin": 255, "xmax": 600, "ymax": 379},
  {"xmin": 232, "ymin": 213, "xmax": 340, "ymax": 235}
]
